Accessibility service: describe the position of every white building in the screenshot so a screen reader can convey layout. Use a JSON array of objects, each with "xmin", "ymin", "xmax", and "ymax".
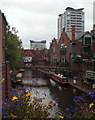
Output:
[
  {"xmin": 58, "ymin": 7, "xmax": 85, "ymax": 40},
  {"xmin": 30, "ymin": 40, "xmax": 46, "ymax": 50}
]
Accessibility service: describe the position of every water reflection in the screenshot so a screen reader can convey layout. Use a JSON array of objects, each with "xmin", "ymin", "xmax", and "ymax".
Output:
[
  {"xmin": 23, "ymin": 70, "xmax": 84, "ymax": 114},
  {"xmin": 49, "ymin": 79, "xmax": 56, "ymax": 86}
]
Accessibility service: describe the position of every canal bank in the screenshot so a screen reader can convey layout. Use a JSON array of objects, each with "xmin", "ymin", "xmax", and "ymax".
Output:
[
  {"xmin": 38, "ymin": 69, "xmax": 95, "ymax": 94},
  {"xmin": 69, "ymin": 78, "xmax": 95, "ymax": 94}
]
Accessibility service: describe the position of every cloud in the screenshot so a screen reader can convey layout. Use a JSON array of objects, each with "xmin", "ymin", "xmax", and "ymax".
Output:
[{"xmin": 0, "ymin": 0, "xmax": 94, "ymax": 48}]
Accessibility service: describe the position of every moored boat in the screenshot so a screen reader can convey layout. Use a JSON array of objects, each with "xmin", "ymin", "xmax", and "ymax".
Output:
[
  {"xmin": 12, "ymin": 73, "xmax": 23, "ymax": 85},
  {"xmin": 50, "ymin": 73, "xmax": 69, "ymax": 86}
]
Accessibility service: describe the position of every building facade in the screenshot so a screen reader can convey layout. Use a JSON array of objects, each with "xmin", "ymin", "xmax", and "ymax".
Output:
[
  {"xmin": 70, "ymin": 31, "xmax": 95, "ymax": 75},
  {"xmin": 58, "ymin": 28, "xmax": 70, "ymax": 67},
  {"xmin": 0, "ymin": 10, "xmax": 11, "ymax": 118},
  {"xmin": 49, "ymin": 38, "xmax": 58, "ymax": 65},
  {"xmin": 58, "ymin": 7, "xmax": 84, "ymax": 40},
  {"xmin": 0, "ymin": 10, "xmax": 7, "ymax": 118},
  {"xmin": 30, "ymin": 40, "xmax": 46, "ymax": 50}
]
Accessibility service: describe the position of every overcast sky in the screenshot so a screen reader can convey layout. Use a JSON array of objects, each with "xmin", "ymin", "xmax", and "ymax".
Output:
[{"xmin": 0, "ymin": 0, "xmax": 94, "ymax": 48}]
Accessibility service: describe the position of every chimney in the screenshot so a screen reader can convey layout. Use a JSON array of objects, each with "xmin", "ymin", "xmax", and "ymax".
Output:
[
  {"xmin": 72, "ymin": 26, "xmax": 75, "ymax": 40},
  {"xmin": 63, "ymin": 27, "xmax": 65, "ymax": 31}
]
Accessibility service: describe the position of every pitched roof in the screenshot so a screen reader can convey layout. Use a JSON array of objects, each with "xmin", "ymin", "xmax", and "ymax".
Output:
[{"xmin": 75, "ymin": 31, "xmax": 95, "ymax": 40}]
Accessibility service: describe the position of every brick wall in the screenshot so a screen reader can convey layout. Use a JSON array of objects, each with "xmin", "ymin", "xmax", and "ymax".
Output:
[
  {"xmin": 0, "ymin": 10, "xmax": 3, "ymax": 119},
  {"xmin": 2, "ymin": 62, "xmax": 11, "ymax": 100},
  {"xmin": 0, "ymin": 10, "xmax": 11, "ymax": 110},
  {"xmin": 58, "ymin": 28, "xmax": 70, "ymax": 64},
  {"xmin": 50, "ymin": 38, "xmax": 58, "ymax": 65}
]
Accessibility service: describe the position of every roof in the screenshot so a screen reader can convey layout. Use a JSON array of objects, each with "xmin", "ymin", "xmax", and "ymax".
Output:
[
  {"xmin": 65, "ymin": 7, "xmax": 84, "ymax": 11},
  {"xmin": 91, "ymin": 34, "xmax": 95, "ymax": 39},
  {"xmin": 75, "ymin": 31, "xmax": 95, "ymax": 40},
  {"xmin": 0, "ymin": 10, "xmax": 8, "ymax": 25},
  {"xmin": 30, "ymin": 40, "xmax": 46, "ymax": 43}
]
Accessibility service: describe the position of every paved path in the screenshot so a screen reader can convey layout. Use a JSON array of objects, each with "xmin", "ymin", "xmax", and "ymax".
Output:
[{"xmin": 69, "ymin": 78, "xmax": 95, "ymax": 93}]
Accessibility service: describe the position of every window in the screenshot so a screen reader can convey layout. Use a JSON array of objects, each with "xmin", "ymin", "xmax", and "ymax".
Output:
[
  {"xmin": 60, "ymin": 44, "xmax": 67, "ymax": 54},
  {"xmin": 84, "ymin": 37, "xmax": 91, "ymax": 45},
  {"xmin": 62, "ymin": 38, "xmax": 64, "ymax": 42}
]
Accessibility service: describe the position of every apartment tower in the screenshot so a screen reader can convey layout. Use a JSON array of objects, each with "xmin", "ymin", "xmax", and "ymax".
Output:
[{"xmin": 58, "ymin": 7, "xmax": 85, "ymax": 40}]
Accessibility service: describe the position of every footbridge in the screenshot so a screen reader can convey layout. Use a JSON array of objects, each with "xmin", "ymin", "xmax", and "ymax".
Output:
[{"xmin": 18, "ymin": 65, "xmax": 70, "ymax": 70}]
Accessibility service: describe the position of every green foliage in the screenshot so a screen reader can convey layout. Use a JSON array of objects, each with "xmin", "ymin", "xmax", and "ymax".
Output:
[
  {"xmin": 6, "ymin": 26, "xmax": 23, "ymax": 70},
  {"xmin": 65, "ymin": 92, "xmax": 95, "ymax": 119}
]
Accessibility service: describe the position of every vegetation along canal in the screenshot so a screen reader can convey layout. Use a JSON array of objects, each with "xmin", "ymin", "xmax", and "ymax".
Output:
[{"xmin": 22, "ymin": 70, "xmax": 85, "ymax": 116}]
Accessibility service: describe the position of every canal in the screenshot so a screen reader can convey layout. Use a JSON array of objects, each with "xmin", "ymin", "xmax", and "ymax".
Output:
[{"xmin": 22, "ymin": 69, "xmax": 85, "ymax": 116}]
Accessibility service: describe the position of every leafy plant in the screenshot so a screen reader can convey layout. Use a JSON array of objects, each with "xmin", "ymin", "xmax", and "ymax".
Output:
[
  {"xmin": 65, "ymin": 92, "xmax": 95, "ymax": 119},
  {"xmin": 6, "ymin": 26, "xmax": 24, "ymax": 70},
  {"xmin": 2, "ymin": 88, "xmax": 62, "ymax": 119}
]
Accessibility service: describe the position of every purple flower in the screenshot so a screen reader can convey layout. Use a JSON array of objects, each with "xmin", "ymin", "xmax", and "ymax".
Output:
[
  {"xmin": 70, "ymin": 106, "xmax": 73, "ymax": 108},
  {"xmin": 72, "ymin": 107, "xmax": 78, "ymax": 112},
  {"xmin": 4, "ymin": 99, "xmax": 8, "ymax": 103},
  {"xmin": 4, "ymin": 116, "xmax": 8, "ymax": 119},
  {"xmin": 16, "ymin": 99, "xmax": 21, "ymax": 103},
  {"xmin": 20, "ymin": 103, "xmax": 24, "ymax": 107},
  {"xmin": 8, "ymin": 104, "xmax": 10, "ymax": 107},
  {"xmin": 68, "ymin": 113, "xmax": 71, "ymax": 118},
  {"xmin": 66, "ymin": 108, "xmax": 69, "ymax": 111},
  {"xmin": 11, "ymin": 88, "xmax": 14, "ymax": 91},
  {"xmin": 18, "ymin": 87, "xmax": 25, "ymax": 91}
]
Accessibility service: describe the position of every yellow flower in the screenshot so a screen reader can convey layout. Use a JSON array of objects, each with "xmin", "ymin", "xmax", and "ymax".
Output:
[
  {"xmin": 30, "ymin": 97, "xmax": 32, "ymax": 99},
  {"xmin": 26, "ymin": 93, "xmax": 32, "ymax": 97},
  {"xmin": 89, "ymin": 103, "xmax": 94, "ymax": 108},
  {"xmin": 92, "ymin": 110, "xmax": 95, "ymax": 114},
  {"xmin": 59, "ymin": 115, "xmax": 64, "ymax": 119},
  {"xmin": 33, "ymin": 107, "xmax": 37, "ymax": 110},
  {"xmin": 12, "ymin": 96, "xmax": 18, "ymax": 101},
  {"xmin": 28, "ymin": 102, "xmax": 32, "ymax": 104},
  {"xmin": 45, "ymin": 105, "xmax": 51, "ymax": 109},
  {"xmin": 11, "ymin": 114, "xmax": 17, "ymax": 119}
]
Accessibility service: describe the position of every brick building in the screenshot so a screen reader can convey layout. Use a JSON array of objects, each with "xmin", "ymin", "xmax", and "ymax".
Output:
[
  {"xmin": 70, "ymin": 31, "xmax": 95, "ymax": 75},
  {"xmin": 0, "ymin": 10, "xmax": 11, "ymax": 118},
  {"xmin": 23, "ymin": 49, "xmax": 50, "ymax": 66},
  {"xmin": 43, "ymin": 49, "xmax": 50, "ymax": 62},
  {"xmin": 49, "ymin": 38, "xmax": 58, "ymax": 66},
  {"xmin": 49, "ymin": 25, "xmax": 95, "ymax": 76},
  {"xmin": 58, "ymin": 28, "xmax": 70, "ymax": 67}
]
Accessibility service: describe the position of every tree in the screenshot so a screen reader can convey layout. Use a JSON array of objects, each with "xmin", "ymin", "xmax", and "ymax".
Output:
[{"xmin": 6, "ymin": 26, "xmax": 23, "ymax": 70}]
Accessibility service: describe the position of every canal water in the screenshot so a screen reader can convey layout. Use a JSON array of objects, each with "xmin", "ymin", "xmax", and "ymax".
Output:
[{"xmin": 22, "ymin": 70, "xmax": 85, "ymax": 116}]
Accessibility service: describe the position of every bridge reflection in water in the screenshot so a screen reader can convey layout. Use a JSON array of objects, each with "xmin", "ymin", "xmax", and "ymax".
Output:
[{"xmin": 22, "ymin": 69, "xmax": 84, "ymax": 115}]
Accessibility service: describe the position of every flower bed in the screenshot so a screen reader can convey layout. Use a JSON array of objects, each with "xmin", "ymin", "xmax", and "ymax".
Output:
[
  {"xmin": 2, "ymin": 88, "xmax": 60, "ymax": 119},
  {"xmin": 2, "ymin": 87, "xmax": 95, "ymax": 119},
  {"xmin": 65, "ymin": 92, "xmax": 95, "ymax": 119}
]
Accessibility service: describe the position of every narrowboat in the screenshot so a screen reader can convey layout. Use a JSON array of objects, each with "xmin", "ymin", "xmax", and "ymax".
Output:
[
  {"xmin": 50, "ymin": 73, "xmax": 69, "ymax": 86},
  {"xmin": 12, "ymin": 73, "xmax": 23, "ymax": 85}
]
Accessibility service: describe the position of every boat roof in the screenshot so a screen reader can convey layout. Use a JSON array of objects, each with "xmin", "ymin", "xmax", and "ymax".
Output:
[{"xmin": 62, "ymin": 77, "xmax": 68, "ymax": 78}]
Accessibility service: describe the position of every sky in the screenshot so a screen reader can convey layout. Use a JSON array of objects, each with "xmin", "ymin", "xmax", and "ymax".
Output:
[{"xmin": 0, "ymin": 0, "xmax": 94, "ymax": 49}]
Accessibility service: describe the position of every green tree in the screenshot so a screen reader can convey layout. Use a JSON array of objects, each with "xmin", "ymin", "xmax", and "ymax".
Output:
[{"xmin": 6, "ymin": 26, "xmax": 23, "ymax": 70}]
